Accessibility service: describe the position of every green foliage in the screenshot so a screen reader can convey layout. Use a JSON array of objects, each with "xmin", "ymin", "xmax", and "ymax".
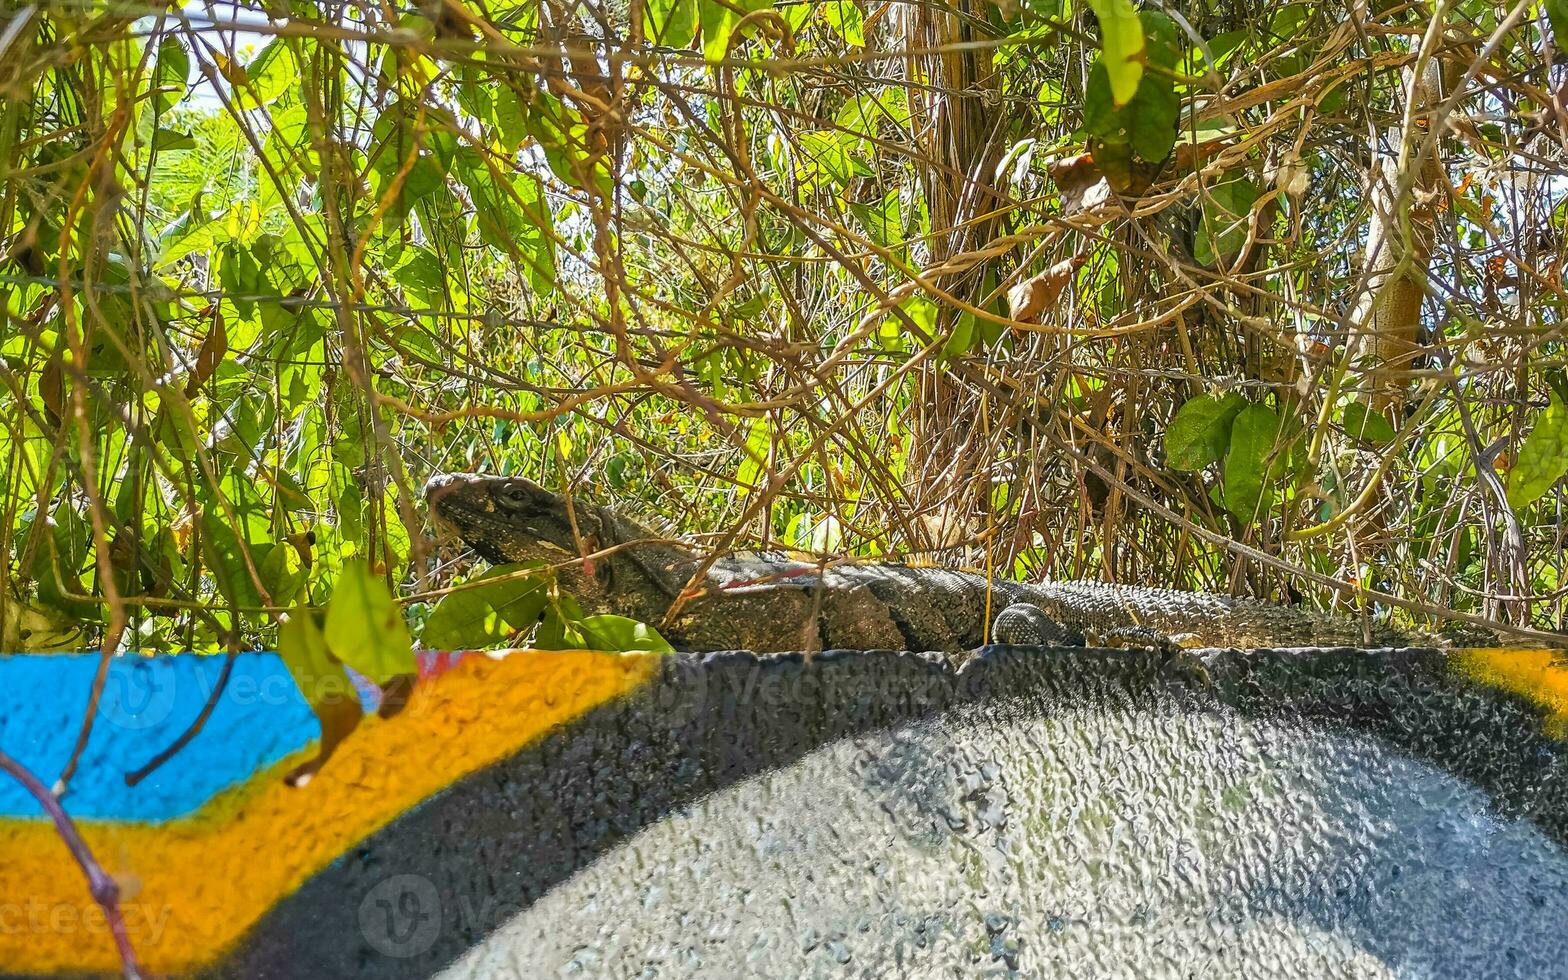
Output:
[
  {"xmin": 1194, "ymin": 177, "xmax": 1260, "ymax": 267},
  {"xmin": 323, "ymin": 562, "xmax": 416, "ymax": 685},
  {"xmin": 277, "ymin": 611, "xmax": 354, "ymax": 714},
  {"xmin": 3, "ymin": 0, "xmax": 1565, "ymax": 663},
  {"xmin": 646, "ymin": 0, "xmax": 698, "ymax": 47},
  {"xmin": 422, "ymin": 565, "xmax": 549, "ymax": 649},
  {"xmin": 547, "ymin": 614, "xmax": 677, "ymax": 654},
  {"xmin": 1506, "ymin": 395, "xmax": 1568, "ymax": 509},
  {"xmin": 1166, "ymin": 393, "xmax": 1246, "ymax": 470},
  {"xmin": 1083, "ymin": 11, "xmax": 1180, "ymax": 188},
  {"xmin": 1341, "ymin": 402, "xmax": 1396, "ymax": 446},
  {"xmin": 1087, "ymin": 0, "xmax": 1146, "ymax": 105},
  {"xmin": 1222, "ymin": 405, "xmax": 1284, "ymax": 521},
  {"xmin": 1549, "ymin": 0, "xmax": 1568, "ymax": 47}
]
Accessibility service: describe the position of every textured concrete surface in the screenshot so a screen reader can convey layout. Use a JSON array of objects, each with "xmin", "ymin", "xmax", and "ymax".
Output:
[
  {"xmin": 445, "ymin": 701, "xmax": 1568, "ymax": 978},
  {"xmin": 207, "ymin": 646, "xmax": 1568, "ymax": 980}
]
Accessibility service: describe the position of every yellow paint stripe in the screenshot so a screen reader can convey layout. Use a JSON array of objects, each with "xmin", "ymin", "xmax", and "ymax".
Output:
[
  {"xmin": 1453, "ymin": 648, "xmax": 1568, "ymax": 739},
  {"xmin": 0, "ymin": 649, "xmax": 658, "ymax": 975}
]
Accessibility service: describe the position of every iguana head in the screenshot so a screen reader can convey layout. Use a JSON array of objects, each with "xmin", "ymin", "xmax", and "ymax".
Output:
[{"xmin": 424, "ymin": 473, "xmax": 611, "ymax": 566}]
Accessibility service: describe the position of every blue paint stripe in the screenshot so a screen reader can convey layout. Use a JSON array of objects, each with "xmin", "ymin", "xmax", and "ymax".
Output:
[{"xmin": 0, "ymin": 652, "xmax": 319, "ymax": 822}]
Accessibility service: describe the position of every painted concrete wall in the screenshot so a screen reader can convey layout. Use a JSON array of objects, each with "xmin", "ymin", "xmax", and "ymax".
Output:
[{"xmin": 0, "ymin": 645, "xmax": 1565, "ymax": 978}]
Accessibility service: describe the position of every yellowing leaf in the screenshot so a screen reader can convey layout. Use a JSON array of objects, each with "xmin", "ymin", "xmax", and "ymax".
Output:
[{"xmin": 1089, "ymin": 0, "xmax": 1145, "ymax": 106}]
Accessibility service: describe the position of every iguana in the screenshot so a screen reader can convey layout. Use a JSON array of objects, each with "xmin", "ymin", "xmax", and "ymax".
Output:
[{"xmin": 425, "ymin": 473, "xmax": 1436, "ymax": 652}]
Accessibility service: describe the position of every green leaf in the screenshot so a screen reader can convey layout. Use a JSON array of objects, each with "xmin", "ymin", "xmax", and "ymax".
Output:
[
  {"xmin": 736, "ymin": 416, "xmax": 772, "ymax": 491},
  {"xmin": 153, "ymin": 127, "xmax": 196, "ymax": 152},
  {"xmin": 701, "ymin": 0, "xmax": 741, "ymax": 62},
  {"xmin": 646, "ymin": 0, "xmax": 698, "ymax": 47},
  {"xmin": 1194, "ymin": 177, "xmax": 1260, "ymax": 267},
  {"xmin": 1341, "ymin": 401, "xmax": 1395, "ymax": 445},
  {"xmin": 942, "ymin": 310, "xmax": 978, "ymax": 360},
  {"xmin": 1088, "ymin": 0, "xmax": 1145, "ymax": 106},
  {"xmin": 848, "ymin": 189, "xmax": 903, "ymax": 248},
  {"xmin": 1189, "ymin": 29, "xmax": 1248, "ymax": 72},
  {"xmin": 1139, "ymin": 10, "xmax": 1181, "ymax": 70},
  {"xmin": 574, "ymin": 615, "xmax": 676, "ymax": 654},
  {"xmin": 259, "ymin": 542, "xmax": 305, "ymax": 607},
  {"xmin": 1550, "ymin": 0, "xmax": 1568, "ymax": 46},
  {"xmin": 323, "ymin": 561, "xmax": 415, "ymax": 684},
  {"xmin": 1165, "ymin": 393, "xmax": 1246, "ymax": 470},
  {"xmin": 533, "ymin": 593, "xmax": 588, "ymax": 649},
  {"xmin": 1506, "ymin": 394, "xmax": 1568, "ymax": 508},
  {"xmin": 1223, "ymin": 404, "xmax": 1282, "ymax": 520},
  {"xmin": 454, "ymin": 149, "xmax": 555, "ymax": 294},
  {"xmin": 896, "ymin": 294, "xmax": 937, "ymax": 343},
  {"xmin": 235, "ymin": 40, "xmax": 297, "ymax": 110},
  {"xmin": 151, "ymin": 36, "xmax": 190, "ymax": 114},
  {"xmin": 201, "ymin": 510, "xmax": 263, "ymax": 608},
  {"xmin": 823, "ymin": 0, "xmax": 864, "ymax": 46},
  {"xmin": 218, "ymin": 243, "xmax": 268, "ymax": 318},
  {"xmin": 423, "ymin": 565, "xmax": 548, "ymax": 649},
  {"xmin": 154, "ymin": 36, "xmax": 189, "ymax": 93},
  {"xmin": 534, "ymin": 607, "xmax": 582, "ymax": 650},
  {"xmin": 278, "ymin": 611, "xmax": 356, "ymax": 713},
  {"xmin": 1082, "ymin": 17, "xmax": 1179, "ymax": 169},
  {"xmin": 22, "ymin": 504, "xmax": 96, "ymax": 617},
  {"xmin": 1269, "ymin": 3, "xmax": 1309, "ymax": 40}
]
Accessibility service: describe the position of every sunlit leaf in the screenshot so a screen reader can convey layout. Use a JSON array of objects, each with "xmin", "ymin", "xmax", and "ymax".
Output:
[
  {"xmin": 736, "ymin": 416, "xmax": 772, "ymax": 491},
  {"xmin": 323, "ymin": 561, "xmax": 416, "ymax": 685},
  {"xmin": 646, "ymin": 0, "xmax": 698, "ymax": 47},
  {"xmin": 278, "ymin": 611, "xmax": 355, "ymax": 714},
  {"xmin": 1088, "ymin": 0, "xmax": 1145, "ymax": 106},
  {"xmin": 701, "ymin": 0, "xmax": 742, "ymax": 61},
  {"xmin": 1223, "ymin": 404, "xmax": 1282, "ymax": 520},
  {"xmin": 1166, "ymin": 393, "xmax": 1246, "ymax": 470},
  {"xmin": 575, "ymin": 615, "xmax": 676, "ymax": 654},
  {"xmin": 423, "ymin": 565, "xmax": 548, "ymax": 649},
  {"xmin": 823, "ymin": 0, "xmax": 864, "ymax": 46},
  {"xmin": 1506, "ymin": 394, "xmax": 1568, "ymax": 509}
]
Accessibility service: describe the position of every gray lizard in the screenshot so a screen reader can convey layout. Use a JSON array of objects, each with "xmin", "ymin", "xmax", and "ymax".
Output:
[{"xmin": 425, "ymin": 472, "xmax": 1435, "ymax": 652}]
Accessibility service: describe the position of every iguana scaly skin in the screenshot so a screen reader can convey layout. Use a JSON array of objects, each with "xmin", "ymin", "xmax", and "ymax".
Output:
[{"xmin": 425, "ymin": 473, "xmax": 1435, "ymax": 652}]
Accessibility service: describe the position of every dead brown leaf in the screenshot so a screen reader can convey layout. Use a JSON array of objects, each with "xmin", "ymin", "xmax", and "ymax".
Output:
[
  {"xmin": 1047, "ymin": 153, "xmax": 1111, "ymax": 215},
  {"xmin": 185, "ymin": 310, "xmax": 228, "ymax": 398},
  {"xmin": 1008, "ymin": 254, "xmax": 1087, "ymax": 325}
]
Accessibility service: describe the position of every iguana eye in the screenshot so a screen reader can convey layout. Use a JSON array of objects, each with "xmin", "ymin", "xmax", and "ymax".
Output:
[{"xmin": 497, "ymin": 484, "xmax": 532, "ymax": 506}]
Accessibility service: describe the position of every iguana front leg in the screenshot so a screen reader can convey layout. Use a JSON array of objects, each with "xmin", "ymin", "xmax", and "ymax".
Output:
[{"xmin": 990, "ymin": 603, "xmax": 1086, "ymax": 646}]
